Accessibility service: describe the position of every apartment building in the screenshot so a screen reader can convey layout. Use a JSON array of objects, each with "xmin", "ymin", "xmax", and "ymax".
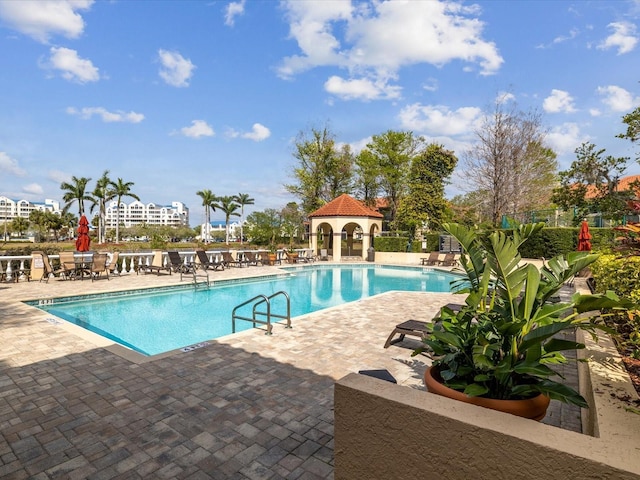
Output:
[
  {"xmin": 104, "ymin": 200, "xmax": 189, "ymax": 228},
  {"xmin": 0, "ymin": 196, "xmax": 62, "ymax": 222}
]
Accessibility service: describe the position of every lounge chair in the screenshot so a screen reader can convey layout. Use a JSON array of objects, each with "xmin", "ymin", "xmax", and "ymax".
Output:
[
  {"xmin": 195, "ymin": 249, "xmax": 224, "ymax": 271},
  {"xmin": 284, "ymin": 250, "xmax": 302, "ymax": 264},
  {"xmin": 439, "ymin": 252, "xmax": 458, "ymax": 267},
  {"xmin": 384, "ymin": 304, "xmax": 463, "ymax": 348},
  {"xmin": 89, "ymin": 253, "xmax": 109, "ymax": 281},
  {"xmin": 138, "ymin": 251, "xmax": 171, "ymax": 275},
  {"xmin": 168, "ymin": 251, "xmax": 196, "ymax": 273},
  {"xmin": 383, "ymin": 319, "xmax": 431, "ymax": 348},
  {"xmin": 221, "ymin": 251, "xmax": 247, "ymax": 268},
  {"xmin": 168, "ymin": 251, "xmax": 197, "ymax": 280},
  {"xmin": 33, "ymin": 251, "xmax": 66, "ymax": 283},
  {"xmin": 319, "ymin": 249, "xmax": 329, "ymax": 261},
  {"xmin": 243, "ymin": 250, "xmax": 261, "ymax": 266},
  {"xmin": 421, "ymin": 251, "xmax": 440, "ymax": 266}
]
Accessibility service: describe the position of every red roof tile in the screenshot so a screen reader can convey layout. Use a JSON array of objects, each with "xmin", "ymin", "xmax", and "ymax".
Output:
[{"xmin": 308, "ymin": 194, "xmax": 384, "ymax": 218}]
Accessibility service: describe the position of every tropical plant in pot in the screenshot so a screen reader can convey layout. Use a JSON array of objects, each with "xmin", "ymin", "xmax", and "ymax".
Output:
[{"xmin": 417, "ymin": 222, "xmax": 633, "ymax": 419}]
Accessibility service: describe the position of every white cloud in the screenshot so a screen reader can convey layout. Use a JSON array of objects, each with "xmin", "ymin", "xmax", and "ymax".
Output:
[
  {"xmin": 0, "ymin": 0, "xmax": 92, "ymax": 43},
  {"xmin": 589, "ymin": 108, "xmax": 601, "ymax": 117},
  {"xmin": 597, "ymin": 85, "xmax": 639, "ymax": 112},
  {"xmin": 546, "ymin": 123, "xmax": 587, "ymax": 155},
  {"xmin": 241, "ymin": 123, "xmax": 271, "ymax": 141},
  {"xmin": 175, "ymin": 120, "xmax": 214, "ymax": 138},
  {"xmin": 398, "ymin": 104, "xmax": 482, "ymax": 136},
  {"xmin": 227, "ymin": 123, "xmax": 271, "ymax": 141},
  {"xmin": 536, "ymin": 28, "xmax": 579, "ymax": 49},
  {"xmin": 597, "ymin": 22, "xmax": 638, "ymax": 55},
  {"xmin": 44, "ymin": 47, "xmax": 100, "ymax": 83},
  {"xmin": 224, "ymin": 0, "xmax": 246, "ymax": 26},
  {"xmin": 23, "ymin": 183, "xmax": 44, "ymax": 195},
  {"xmin": 543, "ymin": 89, "xmax": 576, "ymax": 113},
  {"xmin": 422, "ymin": 78, "xmax": 438, "ymax": 92},
  {"xmin": 324, "ymin": 75, "xmax": 401, "ymax": 100},
  {"xmin": 48, "ymin": 170, "xmax": 70, "ymax": 183},
  {"xmin": 158, "ymin": 49, "xmax": 196, "ymax": 87},
  {"xmin": 278, "ymin": 1, "xmax": 503, "ymax": 90},
  {"xmin": 0, "ymin": 152, "xmax": 27, "ymax": 176},
  {"xmin": 66, "ymin": 107, "xmax": 144, "ymax": 123}
]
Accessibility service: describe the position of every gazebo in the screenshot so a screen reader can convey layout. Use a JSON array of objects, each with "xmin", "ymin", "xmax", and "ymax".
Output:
[{"xmin": 308, "ymin": 194, "xmax": 383, "ymax": 262}]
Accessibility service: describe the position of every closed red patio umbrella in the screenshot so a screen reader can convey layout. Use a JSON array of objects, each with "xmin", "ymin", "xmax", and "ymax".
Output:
[
  {"xmin": 76, "ymin": 215, "xmax": 91, "ymax": 252},
  {"xmin": 577, "ymin": 220, "xmax": 592, "ymax": 251}
]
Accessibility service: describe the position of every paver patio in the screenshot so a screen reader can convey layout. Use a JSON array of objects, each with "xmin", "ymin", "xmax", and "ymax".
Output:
[{"xmin": 0, "ymin": 264, "xmax": 579, "ymax": 478}]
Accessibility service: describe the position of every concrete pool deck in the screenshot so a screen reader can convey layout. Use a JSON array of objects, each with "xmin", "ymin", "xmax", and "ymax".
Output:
[{"xmin": 0, "ymin": 263, "xmax": 578, "ymax": 478}]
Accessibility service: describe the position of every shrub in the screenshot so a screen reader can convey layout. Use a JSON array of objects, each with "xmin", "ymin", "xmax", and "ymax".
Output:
[{"xmin": 591, "ymin": 254, "xmax": 640, "ymax": 357}]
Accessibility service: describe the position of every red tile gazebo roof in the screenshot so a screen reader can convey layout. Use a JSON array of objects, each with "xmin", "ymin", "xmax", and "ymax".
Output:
[{"xmin": 308, "ymin": 194, "xmax": 383, "ymax": 218}]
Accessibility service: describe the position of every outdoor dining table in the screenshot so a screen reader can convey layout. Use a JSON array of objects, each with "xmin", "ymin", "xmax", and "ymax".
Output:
[{"xmin": 73, "ymin": 254, "xmax": 93, "ymax": 280}]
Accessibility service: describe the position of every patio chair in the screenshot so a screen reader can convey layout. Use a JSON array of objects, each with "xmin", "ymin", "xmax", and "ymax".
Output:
[
  {"xmin": 138, "ymin": 251, "xmax": 171, "ymax": 275},
  {"xmin": 439, "ymin": 252, "xmax": 458, "ymax": 267},
  {"xmin": 195, "ymin": 249, "xmax": 225, "ymax": 271},
  {"xmin": 243, "ymin": 250, "xmax": 261, "ymax": 266},
  {"xmin": 58, "ymin": 251, "xmax": 77, "ymax": 279},
  {"xmin": 90, "ymin": 253, "xmax": 109, "ymax": 281},
  {"xmin": 221, "ymin": 251, "xmax": 247, "ymax": 268},
  {"xmin": 34, "ymin": 251, "xmax": 66, "ymax": 283},
  {"xmin": 421, "ymin": 251, "xmax": 440, "ymax": 266},
  {"xmin": 319, "ymin": 249, "xmax": 329, "ymax": 261},
  {"xmin": 105, "ymin": 251, "xmax": 120, "ymax": 276}
]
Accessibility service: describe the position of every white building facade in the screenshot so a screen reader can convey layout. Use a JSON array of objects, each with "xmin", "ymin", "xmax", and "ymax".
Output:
[
  {"xmin": 105, "ymin": 200, "xmax": 189, "ymax": 228},
  {"xmin": 0, "ymin": 196, "xmax": 62, "ymax": 222}
]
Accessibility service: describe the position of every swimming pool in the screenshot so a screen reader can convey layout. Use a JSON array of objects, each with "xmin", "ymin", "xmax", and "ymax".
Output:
[{"xmin": 32, "ymin": 264, "xmax": 459, "ymax": 356}]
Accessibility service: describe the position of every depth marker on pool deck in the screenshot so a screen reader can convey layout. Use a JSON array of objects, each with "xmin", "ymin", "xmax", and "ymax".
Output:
[{"xmin": 181, "ymin": 342, "xmax": 210, "ymax": 352}]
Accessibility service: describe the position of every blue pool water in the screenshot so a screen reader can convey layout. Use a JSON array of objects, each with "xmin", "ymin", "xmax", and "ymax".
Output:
[{"xmin": 34, "ymin": 264, "xmax": 459, "ymax": 356}]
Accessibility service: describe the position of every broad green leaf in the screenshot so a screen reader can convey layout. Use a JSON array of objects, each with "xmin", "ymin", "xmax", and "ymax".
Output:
[{"xmin": 463, "ymin": 383, "xmax": 489, "ymax": 397}]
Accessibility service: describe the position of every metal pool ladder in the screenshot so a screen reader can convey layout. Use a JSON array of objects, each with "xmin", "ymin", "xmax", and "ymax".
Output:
[{"xmin": 232, "ymin": 291, "xmax": 291, "ymax": 335}]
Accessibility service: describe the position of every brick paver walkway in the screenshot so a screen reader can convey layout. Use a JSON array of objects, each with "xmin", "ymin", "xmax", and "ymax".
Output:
[{"xmin": 0, "ymin": 265, "xmax": 580, "ymax": 478}]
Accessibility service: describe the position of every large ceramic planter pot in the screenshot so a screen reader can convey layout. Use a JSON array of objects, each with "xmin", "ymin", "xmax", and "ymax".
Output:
[
  {"xmin": 424, "ymin": 366, "xmax": 550, "ymax": 421},
  {"xmin": 268, "ymin": 254, "xmax": 277, "ymax": 266},
  {"xmin": 288, "ymin": 253, "xmax": 298, "ymax": 264}
]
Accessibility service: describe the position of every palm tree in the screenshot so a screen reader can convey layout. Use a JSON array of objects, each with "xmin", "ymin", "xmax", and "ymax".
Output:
[
  {"xmin": 60, "ymin": 176, "xmax": 93, "ymax": 216},
  {"xmin": 196, "ymin": 189, "xmax": 218, "ymax": 243},
  {"xmin": 234, "ymin": 192, "xmax": 255, "ymax": 244},
  {"xmin": 89, "ymin": 170, "xmax": 114, "ymax": 244},
  {"xmin": 110, "ymin": 178, "xmax": 140, "ymax": 244},
  {"xmin": 217, "ymin": 196, "xmax": 241, "ymax": 244}
]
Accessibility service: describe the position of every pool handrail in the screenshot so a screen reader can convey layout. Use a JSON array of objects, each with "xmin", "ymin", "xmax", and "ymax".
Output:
[{"xmin": 231, "ymin": 290, "xmax": 291, "ymax": 335}]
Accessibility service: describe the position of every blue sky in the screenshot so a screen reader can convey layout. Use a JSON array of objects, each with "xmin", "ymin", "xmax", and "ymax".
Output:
[{"xmin": 1, "ymin": 0, "xmax": 639, "ymax": 226}]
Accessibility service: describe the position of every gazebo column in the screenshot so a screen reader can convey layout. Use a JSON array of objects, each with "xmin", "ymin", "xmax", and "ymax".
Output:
[
  {"xmin": 332, "ymin": 230, "xmax": 342, "ymax": 261},
  {"xmin": 362, "ymin": 232, "xmax": 370, "ymax": 260}
]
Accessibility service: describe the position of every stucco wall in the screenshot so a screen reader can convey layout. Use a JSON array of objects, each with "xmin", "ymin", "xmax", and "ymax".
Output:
[{"xmin": 335, "ymin": 367, "xmax": 640, "ymax": 479}]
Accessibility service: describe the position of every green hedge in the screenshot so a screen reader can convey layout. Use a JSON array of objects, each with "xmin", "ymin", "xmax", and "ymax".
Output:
[{"xmin": 373, "ymin": 226, "xmax": 617, "ymax": 256}]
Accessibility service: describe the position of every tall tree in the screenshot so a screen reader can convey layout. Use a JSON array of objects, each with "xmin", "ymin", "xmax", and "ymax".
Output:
[
  {"xmin": 463, "ymin": 94, "xmax": 554, "ymax": 226},
  {"xmin": 196, "ymin": 189, "xmax": 218, "ymax": 243},
  {"xmin": 552, "ymin": 142, "xmax": 631, "ymax": 224},
  {"xmin": 354, "ymin": 149, "xmax": 381, "ymax": 208},
  {"xmin": 281, "ymin": 202, "xmax": 303, "ymax": 249},
  {"xmin": 396, "ymin": 143, "xmax": 458, "ymax": 234},
  {"xmin": 89, "ymin": 170, "xmax": 114, "ymax": 244},
  {"xmin": 217, "ymin": 196, "xmax": 241, "ymax": 244},
  {"xmin": 234, "ymin": 192, "xmax": 255, "ymax": 245},
  {"xmin": 245, "ymin": 209, "xmax": 282, "ymax": 245},
  {"xmin": 325, "ymin": 144, "xmax": 355, "ymax": 201},
  {"xmin": 110, "ymin": 178, "xmax": 140, "ymax": 244},
  {"xmin": 285, "ymin": 126, "xmax": 340, "ymax": 214},
  {"xmin": 60, "ymin": 176, "xmax": 92, "ymax": 216},
  {"xmin": 359, "ymin": 130, "xmax": 423, "ymax": 229}
]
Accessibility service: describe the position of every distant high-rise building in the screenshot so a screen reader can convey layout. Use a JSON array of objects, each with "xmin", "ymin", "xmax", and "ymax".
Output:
[{"xmin": 105, "ymin": 200, "xmax": 189, "ymax": 227}]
